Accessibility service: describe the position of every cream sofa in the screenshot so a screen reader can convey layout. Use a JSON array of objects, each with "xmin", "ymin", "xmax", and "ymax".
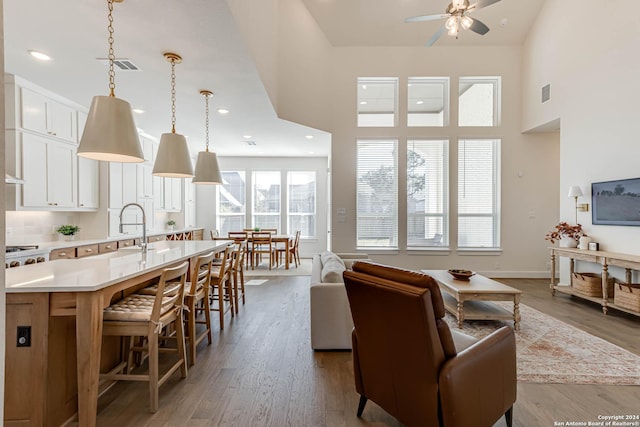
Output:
[{"xmin": 310, "ymin": 251, "xmax": 370, "ymax": 350}]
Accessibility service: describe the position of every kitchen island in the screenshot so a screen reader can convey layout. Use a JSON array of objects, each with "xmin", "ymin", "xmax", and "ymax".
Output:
[{"xmin": 5, "ymin": 239, "xmax": 232, "ymax": 427}]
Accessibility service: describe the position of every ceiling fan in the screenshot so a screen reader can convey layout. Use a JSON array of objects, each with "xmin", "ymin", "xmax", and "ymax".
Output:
[{"xmin": 405, "ymin": 0, "xmax": 502, "ymax": 47}]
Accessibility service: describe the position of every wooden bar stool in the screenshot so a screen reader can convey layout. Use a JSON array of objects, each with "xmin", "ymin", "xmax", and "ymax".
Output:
[
  {"xmin": 101, "ymin": 261, "xmax": 189, "ymax": 413},
  {"xmin": 184, "ymin": 251, "xmax": 216, "ymax": 366},
  {"xmin": 230, "ymin": 243, "xmax": 246, "ymax": 313},
  {"xmin": 209, "ymin": 245, "xmax": 234, "ymax": 329}
]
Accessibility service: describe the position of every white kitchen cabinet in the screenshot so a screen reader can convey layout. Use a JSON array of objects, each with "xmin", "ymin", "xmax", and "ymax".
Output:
[
  {"xmin": 21, "ymin": 133, "xmax": 77, "ymax": 209},
  {"xmin": 137, "ymin": 164, "xmax": 154, "ymax": 199},
  {"xmin": 20, "ymin": 87, "xmax": 77, "ymax": 143},
  {"xmin": 184, "ymin": 201, "xmax": 196, "ymax": 228},
  {"xmin": 78, "ymin": 157, "xmax": 99, "ymax": 209},
  {"xmin": 140, "ymin": 198, "xmax": 155, "ymax": 232},
  {"xmin": 109, "ymin": 163, "xmax": 138, "ymax": 209},
  {"xmin": 163, "ymin": 178, "xmax": 182, "ymax": 211}
]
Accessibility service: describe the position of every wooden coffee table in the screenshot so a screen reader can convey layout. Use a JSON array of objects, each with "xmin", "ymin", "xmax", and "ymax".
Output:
[{"xmin": 422, "ymin": 270, "xmax": 522, "ymax": 330}]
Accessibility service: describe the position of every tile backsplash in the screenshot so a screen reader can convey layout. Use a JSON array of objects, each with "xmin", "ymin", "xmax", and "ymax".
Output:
[{"xmin": 6, "ymin": 211, "xmax": 79, "ymax": 245}]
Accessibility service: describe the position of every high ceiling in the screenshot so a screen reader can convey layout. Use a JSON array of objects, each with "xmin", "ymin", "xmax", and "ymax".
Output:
[{"xmin": 3, "ymin": 0, "xmax": 545, "ymax": 158}]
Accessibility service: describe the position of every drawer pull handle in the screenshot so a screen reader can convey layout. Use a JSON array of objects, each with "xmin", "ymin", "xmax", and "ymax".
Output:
[
  {"xmin": 106, "ymin": 245, "xmax": 112, "ymax": 249},
  {"xmin": 60, "ymin": 252, "xmax": 66, "ymax": 256},
  {"xmin": 85, "ymin": 249, "xmax": 93, "ymax": 253}
]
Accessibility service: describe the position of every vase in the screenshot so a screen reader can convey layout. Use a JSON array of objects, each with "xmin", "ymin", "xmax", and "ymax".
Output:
[
  {"xmin": 559, "ymin": 237, "xmax": 578, "ymax": 248},
  {"xmin": 63, "ymin": 235, "xmax": 75, "ymax": 241}
]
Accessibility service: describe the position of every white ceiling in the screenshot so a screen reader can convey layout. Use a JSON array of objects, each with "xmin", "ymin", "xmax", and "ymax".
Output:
[{"xmin": 3, "ymin": 0, "xmax": 545, "ymax": 158}]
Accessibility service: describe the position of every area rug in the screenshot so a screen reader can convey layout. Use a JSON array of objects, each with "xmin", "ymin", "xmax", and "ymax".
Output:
[
  {"xmin": 244, "ymin": 258, "xmax": 312, "ymax": 277},
  {"xmin": 245, "ymin": 279, "xmax": 268, "ymax": 286},
  {"xmin": 444, "ymin": 302, "xmax": 640, "ymax": 385}
]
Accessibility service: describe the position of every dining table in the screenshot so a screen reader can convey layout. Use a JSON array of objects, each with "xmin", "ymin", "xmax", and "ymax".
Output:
[
  {"xmin": 213, "ymin": 233, "xmax": 294, "ymax": 269},
  {"xmin": 4, "ymin": 239, "xmax": 232, "ymax": 427}
]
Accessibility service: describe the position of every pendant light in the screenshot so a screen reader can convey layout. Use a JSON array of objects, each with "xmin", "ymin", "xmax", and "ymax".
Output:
[
  {"xmin": 152, "ymin": 52, "xmax": 194, "ymax": 178},
  {"xmin": 77, "ymin": 0, "xmax": 144, "ymax": 163},
  {"xmin": 192, "ymin": 90, "xmax": 223, "ymax": 185}
]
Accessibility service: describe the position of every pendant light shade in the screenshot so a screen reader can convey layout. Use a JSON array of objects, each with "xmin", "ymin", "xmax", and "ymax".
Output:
[
  {"xmin": 193, "ymin": 150, "xmax": 223, "ymax": 184},
  {"xmin": 77, "ymin": 0, "xmax": 144, "ymax": 163},
  {"xmin": 193, "ymin": 89, "xmax": 223, "ymax": 185},
  {"xmin": 152, "ymin": 52, "xmax": 194, "ymax": 178},
  {"xmin": 153, "ymin": 133, "xmax": 194, "ymax": 178},
  {"xmin": 78, "ymin": 95, "xmax": 144, "ymax": 162}
]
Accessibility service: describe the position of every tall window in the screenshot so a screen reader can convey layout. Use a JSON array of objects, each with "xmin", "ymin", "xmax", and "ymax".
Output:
[
  {"xmin": 408, "ymin": 77, "xmax": 449, "ymax": 127},
  {"xmin": 216, "ymin": 171, "xmax": 246, "ymax": 236},
  {"xmin": 357, "ymin": 140, "xmax": 398, "ymax": 248},
  {"xmin": 458, "ymin": 139, "xmax": 501, "ymax": 248},
  {"xmin": 407, "ymin": 140, "xmax": 448, "ymax": 247},
  {"xmin": 357, "ymin": 78, "xmax": 398, "ymax": 127},
  {"xmin": 458, "ymin": 77, "xmax": 501, "ymax": 127},
  {"xmin": 288, "ymin": 171, "xmax": 316, "ymax": 237},
  {"xmin": 252, "ymin": 171, "xmax": 281, "ymax": 230}
]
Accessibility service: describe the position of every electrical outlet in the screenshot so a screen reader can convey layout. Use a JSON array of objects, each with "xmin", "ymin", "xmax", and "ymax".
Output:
[{"xmin": 17, "ymin": 326, "xmax": 31, "ymax": 347}]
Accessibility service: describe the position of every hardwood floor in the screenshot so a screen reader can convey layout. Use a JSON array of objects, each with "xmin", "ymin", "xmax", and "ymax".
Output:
[{"xmin": 89, "ymin": 277, "xmax": 640, "ymax": 427}]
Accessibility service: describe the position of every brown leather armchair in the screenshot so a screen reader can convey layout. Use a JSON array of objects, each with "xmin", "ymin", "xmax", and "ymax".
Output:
[{"xmin": 343, "ymin": 261, "xmax": 516, "ymax": 427}]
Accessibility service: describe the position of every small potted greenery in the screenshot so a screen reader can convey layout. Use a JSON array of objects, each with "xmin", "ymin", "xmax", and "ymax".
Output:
[
  {"xmin": 167, "ymin": 220, "xmax": 176, "ymax": 231},
  {"xmin": 56, "ymin": 224, "xmax": 80, "ymax": 241}
]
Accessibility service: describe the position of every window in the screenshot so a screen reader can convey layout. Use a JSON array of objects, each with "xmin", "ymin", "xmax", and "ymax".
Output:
[
  {"xmin": 458, "ymin": 77, "xmax": 501, "ymax": 127},
  {"xmin": 288, "ymin": 171, "xmax": 316, "ymax": 238},
  {"xmin": 407, "ymin": 140, "xmax": 448, "ymax": 247},
  {"xmin": 252, "ymin": 171, "xmax": 281, "ymax": 230},
  {"xmin": 216, "ymin": 171, "xmax": 246, "ymax": 236},
  {"xmin": 408, "ymin": 77, "xmax": 449, "ymax": 127},
  {"xmin": 357, "ymin": 78, "xmax": 398, "ymax": 127},
  {"xmin": 458, "ymin": 139, "xmax": 501, "ymax": 248},
  {"xmin": 357, "ymin": 140, "xmax": 398, "ymax": 248}
]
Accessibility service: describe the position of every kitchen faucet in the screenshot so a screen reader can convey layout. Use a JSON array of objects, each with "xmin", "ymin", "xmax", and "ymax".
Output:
[{"xmin": 119, "ymin": 203, "xmax": 148, "ymax": 253}]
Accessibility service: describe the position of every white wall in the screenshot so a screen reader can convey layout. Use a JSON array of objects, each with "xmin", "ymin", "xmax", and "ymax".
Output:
[
  {"xmin": 1, "ymin": 0, "xmax": 6, "ymax": 416},
  {"xmin": 229, "ymin": 0, "xmax": 560, "ymax": 276},
  {"xmin": 196, "ymin": 156, "xmax": 329, "ymax": 257},
  {"xmin": 523, "ymin": 0, "xmax": 640, "ymax": 279}
]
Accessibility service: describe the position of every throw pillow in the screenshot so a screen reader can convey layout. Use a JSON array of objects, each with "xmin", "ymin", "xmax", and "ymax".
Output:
[
  {"xmin": 321, "ymin": 258, "xmax": 346, "ymax": 283},
  {"xmin": 320, "ymin": 251, "xmax": 345, "ymax": 268}
]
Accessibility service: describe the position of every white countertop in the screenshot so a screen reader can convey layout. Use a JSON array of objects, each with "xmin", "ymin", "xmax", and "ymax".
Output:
[
  {"xmin": 8, "ymin": 227, "xmax": 204, "ymax": 256},
  {"xmin": 5, "ymin": 240, "xmax": 232, "ymax": 293}
]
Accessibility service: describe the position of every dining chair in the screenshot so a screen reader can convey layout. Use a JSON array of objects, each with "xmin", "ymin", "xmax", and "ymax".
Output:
[
  {"xmin": 228, "ymin": 231, "xmax": 249, "ymax": 269},
  {"xmin": 101, "ymin": 261, "xmax": 189, "ymax": 413},
  {"xmin": 277, "ymin": 230, "xmax": 300, "ymax": 267},
  {"xmin": 251, "ymin": 231, "xmax": 276, "ymax": 270},
  {"xmin": 209, "ymin": 245, "xmax": 235, "ymax": 329},
  {"xmin": 260, "ymin": 228, "xmax": 278, "ymax": 234}
]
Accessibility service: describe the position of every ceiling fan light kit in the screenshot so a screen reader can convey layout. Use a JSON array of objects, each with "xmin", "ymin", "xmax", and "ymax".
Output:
[
  {"xmin": 405, "ymin": 0, "xmax": 501, "ymax": 46},
  {"xmin": 193, "ymin": 90, "xmax": 223, "ymax": 185},
  {"xmin": 77, "ymin": 0, "xmax": 144, "ymax": 163},
  {"xmin": 153, "ymin": 52, "xmax": 195, "ymax": 178}
]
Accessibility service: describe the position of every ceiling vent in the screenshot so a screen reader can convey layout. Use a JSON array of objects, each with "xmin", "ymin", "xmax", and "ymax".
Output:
[
  {"xmin": 541, "ymin": 84, "xmax": 551, "ymax": 103},
  {"xmin": 243, "ymin": 140, "xmax": 256, "ymax": 146},
  {"xmin": 97, "ymin": 58, "xmax": 141, "ymax": 71}
]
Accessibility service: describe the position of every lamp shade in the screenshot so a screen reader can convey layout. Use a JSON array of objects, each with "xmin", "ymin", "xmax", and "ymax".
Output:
[
  {"xmin": 152, "ymin": 132, "xmax": 194, "ymax": 177},
  {"xmin": 192, "ymin": 150, "xmax": 223, "ymax": 185},
  {"xmin": 77, "ymin": 95, "xmax": 144, "ymax": 162},
  {"xmin": 568, "ymin": 186, "xmax": 584, "ymax": 198}
]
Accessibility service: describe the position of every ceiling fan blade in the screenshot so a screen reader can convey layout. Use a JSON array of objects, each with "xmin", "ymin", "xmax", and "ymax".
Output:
[
  {"xmin": 425, "ymin": 25, "xmax": 447, "ymax": 47},
  {"xmin": 469, "ymin": 18, "xmax": 490, "ymax": 35},
  {"xmin": 468, "ymin": 0, "xmax": 501, "ymax": 11},
  {"xmin": 405, "ymin": 13, "xmax": 449, "ymax": 23}
]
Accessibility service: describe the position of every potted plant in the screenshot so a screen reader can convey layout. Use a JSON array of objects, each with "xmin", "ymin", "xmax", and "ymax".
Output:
[
  {"xmin": 56, "ymin": 224, "xmax": 80, "ymax": 241},
  {"xmin": 167, "ymin": 220, "xmax": 176, "ymax": 230},
  {"xmin": 545, "ymin": 222, "xmax": 585, "ymax": 248}
]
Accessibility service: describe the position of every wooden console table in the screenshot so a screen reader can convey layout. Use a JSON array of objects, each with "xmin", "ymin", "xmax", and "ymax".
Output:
[{"xmin": 549, "ymin": 247, "xmax": 640, "ymax": 316}]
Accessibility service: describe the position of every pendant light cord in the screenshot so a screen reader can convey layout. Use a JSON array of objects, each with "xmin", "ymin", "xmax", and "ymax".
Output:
[
  {"xmin": 204, "ymin": 92, "xmax": 210, "ymax": 152},
  {"xmin": 107, "ymin": 0, "xmax": 116, "ymax": 97},
  {"xmin": 170, "ymin": 58, "xmax": 177, "ymax": 133}
]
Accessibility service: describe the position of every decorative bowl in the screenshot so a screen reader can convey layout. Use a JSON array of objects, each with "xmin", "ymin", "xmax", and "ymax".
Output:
[{"xmin": 448, "ymin": 269, "xmax": 475, "ymax": 281}]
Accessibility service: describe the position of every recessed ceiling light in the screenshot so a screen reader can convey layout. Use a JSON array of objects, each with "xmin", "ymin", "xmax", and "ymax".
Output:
[
  {"xmin": 309, "ymin": 151, "xmax": 315, "ymax": 154},
  {"xmin": 28, "ymin": 50, "xmax": 52, "ymax": 61},
  {"xmin": 416, "ymin": 101, "xmax": 424, "ymax": 105},
  {"xmin": 361, "ymin": 84, "xmax": 367, "ymax": 90},
  {"xmin": 243, "ymin": 135, "xmax": 252, "ymax": 139},
  {"xmin": 217, "ymin": 109, "xmax": 229, "ymax": 114},
  {"xmin": 359, "ymin": 101, "xmax": 367, "ymax": 105},
  {"xmin": 132, "ymin": 108, "xmax": 144, "ymax": 114},
  {"xmin": 305, "ymin": 135, "xmax": 314, "ymax": 139}
]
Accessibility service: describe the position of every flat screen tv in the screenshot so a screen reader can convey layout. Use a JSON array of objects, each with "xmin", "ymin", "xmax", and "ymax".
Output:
[{"xmin": 592, "ymin": 177, "xmax": 640, "ymax": 226}]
